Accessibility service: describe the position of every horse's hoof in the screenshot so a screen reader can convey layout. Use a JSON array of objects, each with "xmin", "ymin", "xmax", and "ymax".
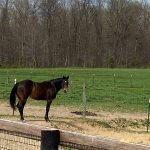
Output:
[
  {"xmin": 45, "ymin": 118, "xmax": 50, "ymax": 122},
  {"xmin": 20, "ymin": 118, "xmax": 25, "ymax": 122}
]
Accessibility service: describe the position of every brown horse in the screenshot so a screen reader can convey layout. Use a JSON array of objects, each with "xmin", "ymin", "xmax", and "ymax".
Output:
[{"xmin": 9, "ymin": 76, "xmax": 69, "ymax": 121}]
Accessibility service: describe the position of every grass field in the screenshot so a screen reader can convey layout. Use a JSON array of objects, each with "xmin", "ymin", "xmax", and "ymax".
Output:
[{"xmin": 0, "ymin": 68, "xmax": 150, "ymax": 113}]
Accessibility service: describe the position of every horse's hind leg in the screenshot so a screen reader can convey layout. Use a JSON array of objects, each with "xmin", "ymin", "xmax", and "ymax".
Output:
[
  {"xmin": 45, "ymin": 100, "xmax": 52, "ymax": 122},
  {"xmin": 17, "ymin": 100, "xmax": 26, "ymax": 121}
]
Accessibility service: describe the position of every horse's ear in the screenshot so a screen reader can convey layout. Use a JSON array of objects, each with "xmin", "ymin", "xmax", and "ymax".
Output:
[{"xmin": 63, "ymin": 76, "xmax": 69, "ymax": 79}]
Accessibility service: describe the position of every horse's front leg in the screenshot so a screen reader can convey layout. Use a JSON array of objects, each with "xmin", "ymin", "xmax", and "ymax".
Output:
[{"xmin": 45, "ymin": 99, "xmax": 52, "ymax": 122}]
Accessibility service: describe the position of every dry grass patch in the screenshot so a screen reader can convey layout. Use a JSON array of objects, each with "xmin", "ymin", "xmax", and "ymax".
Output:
[{"xmin": 0, "ymin": 102, "xmax": 150, "ymax": 146}]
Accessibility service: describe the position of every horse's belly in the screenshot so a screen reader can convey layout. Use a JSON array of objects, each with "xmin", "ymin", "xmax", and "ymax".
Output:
[
  {"xmin": 30, "ymin": 92, "xmax": 47, "ymax": 100},
  {"xmin": 30, "ymin": 85, "xmax": 48, "ymax": 100}
]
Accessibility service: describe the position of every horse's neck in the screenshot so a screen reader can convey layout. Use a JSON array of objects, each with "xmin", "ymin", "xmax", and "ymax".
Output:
[{"xmin": 53, "ymin": 80, "xmax": 62, "ymax": 93}]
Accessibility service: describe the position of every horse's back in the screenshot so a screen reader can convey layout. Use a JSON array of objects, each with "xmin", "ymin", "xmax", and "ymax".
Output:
[
  {"xmin": 17, "ymin": 80, "xmax": 56, "ymax": 100},
  {"xmin": 19, "ymin": 79, "xmax": 33, "ymax": 84}
]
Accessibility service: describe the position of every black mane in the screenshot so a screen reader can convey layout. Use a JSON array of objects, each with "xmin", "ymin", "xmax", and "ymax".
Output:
[{"xmin": 50, "ymin": 78, "xmax": 63, "ymax": 92}]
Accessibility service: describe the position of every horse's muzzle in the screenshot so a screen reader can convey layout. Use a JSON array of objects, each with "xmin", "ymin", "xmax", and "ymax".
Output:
[{"xmin": 63, "ymin": 88, "xmax": 68, "ymax": 93}]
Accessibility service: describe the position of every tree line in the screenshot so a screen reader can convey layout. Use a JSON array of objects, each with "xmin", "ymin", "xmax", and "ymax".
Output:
[{"xmin": 0, "ymin": 0, "xmax": 150, "ymax": 68}]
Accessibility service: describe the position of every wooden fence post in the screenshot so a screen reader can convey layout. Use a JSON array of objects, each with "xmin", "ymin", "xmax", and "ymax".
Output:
[
  {"xmin": 130, "ymin": 74, "xmax": 133, "ymax": 88},
  {"xmin": 41, "ymin": 129, "xmax": 60, "ymax": 150},
  {"xmin": 83, "ymin": 83, "xmax": 86, "ymax": 118},
  {"xmin": 12, "ymin": 78, "xmax": 17, "ymax": 116},
  {"xmin": 147, "ymin": 99, "xmax": 150, "ymax": 132},
  {"xmin": 114, "ymin": 74, "xmax": 116, "ymax": 87},
  {"xmin": 14, "ymin": 78, "xmax": 17, "ymax": 84}
]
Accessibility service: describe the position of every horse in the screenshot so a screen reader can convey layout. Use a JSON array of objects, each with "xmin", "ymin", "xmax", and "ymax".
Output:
[{"xmin": 9, "ymin": 76, "xmax": 69, "ymax": 121}]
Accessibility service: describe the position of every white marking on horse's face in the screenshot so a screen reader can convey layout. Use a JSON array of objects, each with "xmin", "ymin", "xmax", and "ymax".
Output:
[
  {"xmin": 63, "ymin": 87, "xmax": 68, "ymax": 93},
  {"xmin": 62, "ymin": 80, "xmax": 68, "ymax": 93}
]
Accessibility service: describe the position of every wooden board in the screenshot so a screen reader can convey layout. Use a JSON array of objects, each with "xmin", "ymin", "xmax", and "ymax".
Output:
[{"xmin": 0, "ymin": 119, "xmax": 150, "ymax": 150}]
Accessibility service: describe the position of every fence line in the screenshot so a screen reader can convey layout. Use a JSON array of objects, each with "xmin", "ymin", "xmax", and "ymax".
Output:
[
  {"xmin": 1, "ymin": 73, "xmax": 150, "ymax": 113},
  {"xmin": 0, "ymin": 129, "xmax": 40, "ymax": 150},
  {"xmin": 0, "ymin": 119, "xmax": 150, "ymax": 150}
]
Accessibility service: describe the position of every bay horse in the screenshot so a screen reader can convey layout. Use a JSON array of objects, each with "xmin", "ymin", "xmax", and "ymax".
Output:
[{"xmin": 9, "ymin": 76, "xmax": 69, "ymax": 121}]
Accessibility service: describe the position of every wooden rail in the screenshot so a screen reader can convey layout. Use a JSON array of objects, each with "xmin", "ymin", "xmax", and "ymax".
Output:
[{"xmin": 0, "ymin": 119, "xmax": 150, "ymax": 150}]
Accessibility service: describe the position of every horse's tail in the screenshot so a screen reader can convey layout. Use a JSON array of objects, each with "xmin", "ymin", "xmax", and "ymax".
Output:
[{"xmin": 10, "ymin": 83, "xmax": 18, "ymax": 115}]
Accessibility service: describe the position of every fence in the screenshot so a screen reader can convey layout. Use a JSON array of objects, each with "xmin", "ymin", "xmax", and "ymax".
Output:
[
  {"xmin": 0, "ymin": 129, "xmax": 41, "ymax": 150},
  {"xmin": 0, "ymin": 119, "xmax": 150, "ymax": 150},
  {"xmin": 1, "ymin": 69, "xmax": 150, "ymax": 114}
]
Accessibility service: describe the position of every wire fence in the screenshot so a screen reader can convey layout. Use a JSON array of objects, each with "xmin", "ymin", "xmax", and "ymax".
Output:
[
  {"xmin": 0, "ymin": 127, "xmax": 102, "ymax": 150},
  {"xmin": 0, "ymin": 120, "xmax": 150, "ymax": 150},
  {"xmin": 0, "ymin": 129, "xmax": 41, "ymax": 150},
  {"xmin": 1, "ymin": 69, "xmax": 150, "ymax": 114}
]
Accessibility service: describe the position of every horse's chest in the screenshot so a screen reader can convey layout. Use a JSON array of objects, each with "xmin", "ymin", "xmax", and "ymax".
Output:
[{"xmin": 47, "ymin": 89, "xmax": 56, "ymax": 99}]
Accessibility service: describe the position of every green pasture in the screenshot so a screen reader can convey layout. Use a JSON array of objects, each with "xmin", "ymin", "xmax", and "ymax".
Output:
[{"xmin": 0, "ymin": 68, "xmax": 150, "ymax": 113}]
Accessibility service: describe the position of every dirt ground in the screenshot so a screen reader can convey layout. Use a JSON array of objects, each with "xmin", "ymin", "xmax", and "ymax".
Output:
[{"xmin": 1, "ymin": 102, "xmax": 150, "ymax": 147}]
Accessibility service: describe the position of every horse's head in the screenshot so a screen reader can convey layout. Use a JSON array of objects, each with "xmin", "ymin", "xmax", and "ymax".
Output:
[{"xmin": 62, "ymin": 76, "xmax": 69, "ymax": 93}]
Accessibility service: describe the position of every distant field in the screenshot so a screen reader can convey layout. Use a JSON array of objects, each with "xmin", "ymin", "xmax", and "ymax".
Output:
[{"xmin": 0, "ymin": 68, "xmax": 150, "ymax": 113}]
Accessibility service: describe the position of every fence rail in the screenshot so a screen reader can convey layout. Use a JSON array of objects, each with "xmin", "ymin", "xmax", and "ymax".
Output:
[{"xmin": 0, "ymin": 119, "xmax": 150, "ymax": 150}]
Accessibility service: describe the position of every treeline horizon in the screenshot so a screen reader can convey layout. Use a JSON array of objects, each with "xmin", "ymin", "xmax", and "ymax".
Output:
[{"xmin": 0, "ymin": 0, "xmax": 150, "ymax": 68}]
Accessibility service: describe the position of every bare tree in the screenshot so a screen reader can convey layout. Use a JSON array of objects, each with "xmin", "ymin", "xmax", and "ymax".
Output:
[
  {"xmin": 0, "ymin": 0, "xmax": 150, "ymax": 68},
  {"xmin": 0, "ymin": 0, "xmax": 12, "ymax": 65}
]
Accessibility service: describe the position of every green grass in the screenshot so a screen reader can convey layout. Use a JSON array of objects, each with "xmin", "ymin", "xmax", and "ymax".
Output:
[{"xmin": 0, "ymin": 68, "xmax": 150, "ymax": 113}]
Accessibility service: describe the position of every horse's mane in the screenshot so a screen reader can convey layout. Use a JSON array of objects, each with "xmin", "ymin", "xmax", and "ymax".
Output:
[{"xmin": 50, "ymin": 77, "xmax": 62, "ymax": 82}]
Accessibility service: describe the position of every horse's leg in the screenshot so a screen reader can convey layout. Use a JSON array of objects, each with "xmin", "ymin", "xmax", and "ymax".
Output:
[
  {"xmin": 45, "ymin": 99, "xmax": 52, "ymax": 122},
  {"xmin": 17, "ymin": 100, "xmax": 26, "ymax": 121}
]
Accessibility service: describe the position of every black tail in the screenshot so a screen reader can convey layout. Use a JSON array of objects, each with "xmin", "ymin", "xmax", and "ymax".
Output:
[{"xmin": 10, "ymin": 83, "xmax": 18, "ymax": 114}]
